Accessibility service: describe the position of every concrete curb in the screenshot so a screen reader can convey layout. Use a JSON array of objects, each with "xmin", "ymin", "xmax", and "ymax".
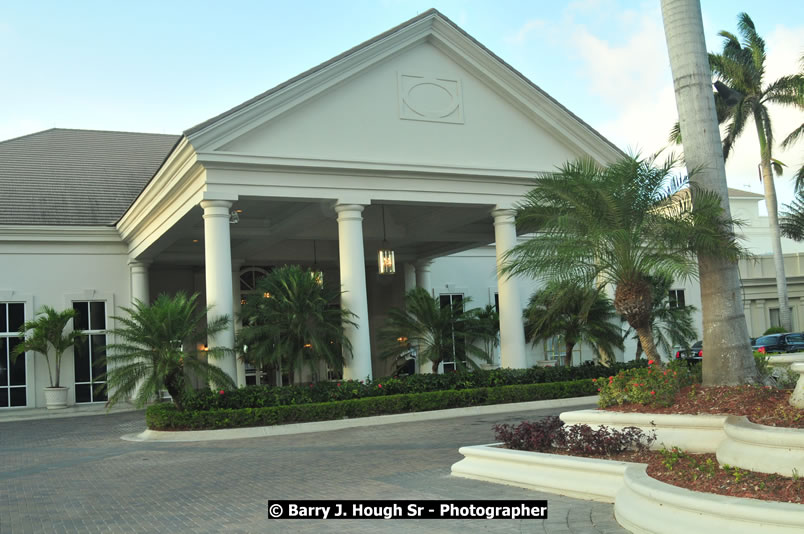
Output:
[
  {"xmin": 0, "ymin": 404, "xmax": 142, "ymax": 423},
  {"xmin": 121, "ymin": 395, "xmax": 599, "ymax": 442}
]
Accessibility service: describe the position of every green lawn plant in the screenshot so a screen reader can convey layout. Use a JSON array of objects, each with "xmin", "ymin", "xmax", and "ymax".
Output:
[
  {"xmin": 502, "ymin": 154, "xmax": 742, "ymax": 364},
  {"xmin": 596, "ymin": 359, "xmax": 699, "ymax": 408},
  {"xmin": 102, "ymin": 292, "xmax": 235, "ymax": 411},
  {"xmin": 379, "ymin": 288, "xmax": 497, "ymax": 373},
  {"xmin": 236, "ymin": 265, "xmax": 355, "ymax": 383},
  {"xmin": 12, "ymin": 306, "xmax": 82, "ymax": 388},
  {"xmin": 523, "ymin": 281, "xmax": 622, "ymax": 366}
]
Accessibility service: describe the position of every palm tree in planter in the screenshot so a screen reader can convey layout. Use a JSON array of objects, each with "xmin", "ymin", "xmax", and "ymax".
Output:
[
  {"xmin": 524, "ymin": 281, "xmax": 622, "ymax": 367},
  {"xmin": 102, "ymin": 292, "xmax": 234, "ymax": 411},
  {"xmin": 379, "ymin": 288, "xmax": 497, "ymax": 373},
  {"xmin": 12, "ymin": 306, "xmax": 83, "ymax": 409},
  {"xmin": 236, "ymin": 265, "xmax": 356, "ymax": 384},
  {"xmin": 502, "ymin": 155, "xmax": 743, "ymax": 364}
]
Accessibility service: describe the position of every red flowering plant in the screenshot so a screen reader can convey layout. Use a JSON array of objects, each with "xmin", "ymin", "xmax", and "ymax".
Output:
[{"xmin": 596, "ymin": 359, "xmax": 699, "ymax": 408}]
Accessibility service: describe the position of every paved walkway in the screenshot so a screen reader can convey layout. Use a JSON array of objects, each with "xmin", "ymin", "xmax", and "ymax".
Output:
[{"xmin": 0, "ymin": 403, "xmax": 628, "ymax": 533}]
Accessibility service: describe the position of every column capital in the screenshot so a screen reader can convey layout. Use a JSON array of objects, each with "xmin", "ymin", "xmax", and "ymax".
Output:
[
  {"xmin": 200, "ymin": 199, "xmax": 233, "ymax": 210},
  {"xmin": 415, "ymin": 260, "xmax": 433, "ymax": 270},
  {"xmin": 334, "ymin": 203, "xmax": 365, "ymax": 213},
  {"xmin": 231, "ymin": 258, "xmax": 246, "ymax": 273},
  {"xmin": 128, "ymin": 259, "xmax": 151, "ymax": 269},
  {"xmin": 491, "ymin": 207, "xmax": 517, "ymax": 222}
]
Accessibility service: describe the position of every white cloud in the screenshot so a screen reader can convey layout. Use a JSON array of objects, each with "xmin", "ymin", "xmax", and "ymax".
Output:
[{"xmin": 505, "ymin": 19, "xmax": 546, "ymax": 46}]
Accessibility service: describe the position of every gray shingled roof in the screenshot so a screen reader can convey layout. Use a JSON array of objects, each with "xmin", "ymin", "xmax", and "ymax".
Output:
[{"xmin": 0, "ymin": 128, "xmax": 179, "ymax": 226}]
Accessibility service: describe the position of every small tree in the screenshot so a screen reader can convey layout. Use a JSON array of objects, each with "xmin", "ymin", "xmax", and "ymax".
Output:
[
  {"xmin": 12, "ymin": 306, "xmax": 82, "ymax": 388},
  {"xmin": 380, "ymin": 288, "xmax": 496, "ymax": 373},
  {"xmin": 624, "ymin": 274, "xmax": 698, "ymax": 361},
  {"xmin": 102, "ymin": 292, "xmax": 234, "ymax": 411},
  {"xmin": 502, "ymin": 155, "xmax": 743, "ymax": 363},
  {"xmin": 236, "ymin": 265, "xmax": 355, "ymax": 383},
  {"xmin": 524, "ymin": 281, "xmax": 623, "ymax": 367}
]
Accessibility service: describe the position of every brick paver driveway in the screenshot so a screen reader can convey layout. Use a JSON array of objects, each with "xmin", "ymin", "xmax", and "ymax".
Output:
[{"xmin": 0, "ymin": 403, "xmax": 627, "ymax": 533}]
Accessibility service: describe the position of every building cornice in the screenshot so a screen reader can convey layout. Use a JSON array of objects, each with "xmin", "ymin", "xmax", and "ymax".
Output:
[{"xmin": 0, "ymin": 225, "xmax": 122, "ymax": 243}]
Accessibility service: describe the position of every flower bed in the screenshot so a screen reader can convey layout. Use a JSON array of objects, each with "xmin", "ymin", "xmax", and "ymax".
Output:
[
  {"xmin": 604, "ymin": 384, "xmax": 803, "ymax": 428},
  {"xmin": 147, "ymin": 379, "xmax": 597, "ymax": 430}
]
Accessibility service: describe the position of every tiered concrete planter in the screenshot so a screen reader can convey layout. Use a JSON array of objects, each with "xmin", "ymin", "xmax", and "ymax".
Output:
[
  {"xmin": 717, "ymin": 415, "xmax": 804, "ymax": 477},
  {"xmin": 451, "ymin": 444, "xmax": 640, "ymax": 502},
  {"xmin": 451, "ymin": 445, "xmax": 804, "ymax": 533},
  {"xmin": 559, "ymin": 409, "xmax": 728, "ymax": 452},
  {"xmin": 767, "ymin": 352, "xmax": 804, "ymax": 369},
  {"xmin": 614, "ymin": 465, "xmax": 804, "ymax": 534}
]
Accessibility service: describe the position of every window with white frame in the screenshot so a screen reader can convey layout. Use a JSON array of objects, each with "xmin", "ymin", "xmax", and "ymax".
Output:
[
  {"xmin": 769, "ymin": 307, "xmax": 794, "ymax": 329},
  {"xmin": 1, "ymin": 302, "xmax": 26, "ymax": 408},
  {"xmin": 72, "ymin": 301, "xmax": 108, "ymax": 403},
  {"xmin": 668, "ymin": 289, "xmax": 686, "ymax": 309},
  {"xmin": 439, "ymin": 293, "xmax": 465, "ymax": 373},
  {"xmin": 544, "ymin": 336, "xmax": 582, "ymax": 366}
]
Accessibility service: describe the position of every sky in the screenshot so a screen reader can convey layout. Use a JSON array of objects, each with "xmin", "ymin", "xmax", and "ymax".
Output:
[{"xmin": 1, "ymin": 0, "xmax": 803, "ymax": 203}]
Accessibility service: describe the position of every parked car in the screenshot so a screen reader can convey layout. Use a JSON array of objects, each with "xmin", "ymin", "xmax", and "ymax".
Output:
[
  {"xmin": 752, "ymin": 333, "xmax": 804, "ymax": 354},
  {"xmin": 674, "ymin": 340, "xmax": 702, "ymax": 360}
]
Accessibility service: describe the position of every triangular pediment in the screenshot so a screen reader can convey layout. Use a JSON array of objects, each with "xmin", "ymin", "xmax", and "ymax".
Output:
[{"xmin": 186, "ymin": 10, "xmax": 621, "ymax": 172}]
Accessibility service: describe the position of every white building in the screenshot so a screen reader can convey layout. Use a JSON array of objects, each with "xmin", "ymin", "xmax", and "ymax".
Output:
[
  {"xmin": 2, "ymin": 10, "xmax": 798, "ymax": 410},
  {"xmin": 0, "ymin": 10, "xmax": 622, "ymax": 409}
]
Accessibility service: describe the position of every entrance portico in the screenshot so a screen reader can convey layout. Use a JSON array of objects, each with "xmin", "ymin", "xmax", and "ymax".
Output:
[{"xmin": 114, "ymin": 9, "xmax": 621, "ymax": 384}]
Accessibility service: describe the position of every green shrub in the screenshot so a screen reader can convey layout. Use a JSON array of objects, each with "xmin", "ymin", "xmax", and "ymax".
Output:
[
  {"xmin": 181, "ymin": 360, "xmax": 646, "ymax": 411},
  {"xmin": 147, "ymin": 379, "xmax": 597, "ymax": 430},
  {"xmin": 596, "ymin": 360, "xmax": 699, "ymax": 408},
  {"xmin": 762, "ymin": 326, "xmax": 787, "ymax": 336}
]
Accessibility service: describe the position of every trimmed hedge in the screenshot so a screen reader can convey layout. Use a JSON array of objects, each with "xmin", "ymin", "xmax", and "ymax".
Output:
[
  {"xmin": 147, "ymin": 379, "xmax": 597, "ymax": 430},
  {"xmin": 180, "ymin": 360, "xmax": 645, "ymax": 411}
]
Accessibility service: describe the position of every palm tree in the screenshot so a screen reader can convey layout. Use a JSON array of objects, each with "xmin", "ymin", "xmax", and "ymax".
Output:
[
  {"xmin": 236, "ymin": 265, "xmax": 355, "ymax": 384},
  {"xmin": 501, "ymin": 154, "xmax": 742, "ymax": 364},
  {"xmin": 707, "ymin": 13, "xmax": 804, "ymax": 331},
  {"xmin": 379, "ymin": 288, "xmax": 496, "ymax": 373},
  {"xmin": 524, "ymin": 281, "xmax": 622, "ymax": 367},
  {"xmin": 102, "ymin": 292, "xmax": 234, "ymax": 410},
  {"xmin": 781, "ymin": 193, "xmax": 804, "ymax": 241},
  {"xmin": 661, "ymin": 0, "xmax": 759, "ymax": 386},
  {"xmin": 624, "ymin": 274, "xmax": 698, "ymax": 361},
  {"xmin": 12, "ymin": 306, "xmax": 82, "ymax": 388}
]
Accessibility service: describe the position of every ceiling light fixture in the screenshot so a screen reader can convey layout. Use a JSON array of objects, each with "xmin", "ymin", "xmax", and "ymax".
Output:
[{"xmin": 378, "ymin": 205, "xmax": 395, "ymax": 275}]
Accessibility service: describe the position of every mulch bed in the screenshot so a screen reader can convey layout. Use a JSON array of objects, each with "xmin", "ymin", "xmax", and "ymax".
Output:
[
  {"xmin": 583, "ymin": 449, "xmax": 804, "ymax": 505},
  {"xmin": 604, "ymin": 384, "xmax": 804, "ymax": 428}
]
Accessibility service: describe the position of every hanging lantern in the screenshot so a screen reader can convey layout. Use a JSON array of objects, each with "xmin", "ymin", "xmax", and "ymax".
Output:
[
  {"xmin": 310, "ymin": 240, "xmax": 324, "ymax": 285},
  {"xmin": 378, "ymin": 206, "xmax": 396, "ymax": 275},
  {"xmin": 378, "ymin": 248, "xmax": 395, "ymax": 275}
]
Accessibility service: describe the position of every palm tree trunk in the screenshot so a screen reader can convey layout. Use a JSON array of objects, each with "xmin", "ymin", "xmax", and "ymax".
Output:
[
  {"xmin": 564, "ymin": 342, "xmax": 575, "ymax": 367},
  {"xmin": 635, "ymin": 327, "xmax": 661, "ymax": 362},
  {"xmin": 634, "ymin": 339, "xmax": 643, "ymax": 361},
  {"xmin": 758, "ymin": 131, "xmax": 792, "ymax": 332},
  {"xmin": 431, "ymin": 359, "xmax": 440, "ymax": 374},
  {"xmin": 661, "ymin": 0, "xmax": 758, "ymax": 385}
]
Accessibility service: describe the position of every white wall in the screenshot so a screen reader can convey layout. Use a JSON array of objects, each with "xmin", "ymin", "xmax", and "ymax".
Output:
[{"xmin": 0, "ymin": 240, "xmax": 130, "ymax": 408}]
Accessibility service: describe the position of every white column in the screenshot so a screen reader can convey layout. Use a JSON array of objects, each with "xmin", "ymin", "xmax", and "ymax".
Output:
[
  {"xmin": 492, "ymin": 208, "xmax": 528, "ymax": 369},
  {"xmin": 129, "ymin": 260, "xmax": 150, "ymax": 306},
  {"xmin": 403, "ymin": 262, "xmax": 417, "ymax": 296},
  {"xmin": 232, "ymin": 259, "xmax": 245, "ymax": 387},
  {"xmin": 415, "ymin": 261, "xmax": 432, "ymax": 295},
  {"xmin": 201, "ymin": 199, "xmax": 237, "ymax": 383},
  {"xmin": 128, "ymin": 260, "xmax": 150, "ymax": 402},
  {"xmin": 335, "ymin": 203, "xmax": 372, "ymax": 381}
]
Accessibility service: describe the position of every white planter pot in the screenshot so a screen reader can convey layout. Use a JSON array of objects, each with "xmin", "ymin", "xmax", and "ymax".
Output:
[
  {"xmin": 615, "ymin": 465, "xmax": 804, "ymax": 534},
  {"xmin": 44, "ymin": 387, "xmax": 69, "ymax": 409}
]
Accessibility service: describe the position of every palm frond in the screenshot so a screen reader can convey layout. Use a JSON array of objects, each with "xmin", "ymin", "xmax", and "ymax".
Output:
[{"xmin": 781, "ymin": 193, "xmax": 804, "ymax": 241}]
